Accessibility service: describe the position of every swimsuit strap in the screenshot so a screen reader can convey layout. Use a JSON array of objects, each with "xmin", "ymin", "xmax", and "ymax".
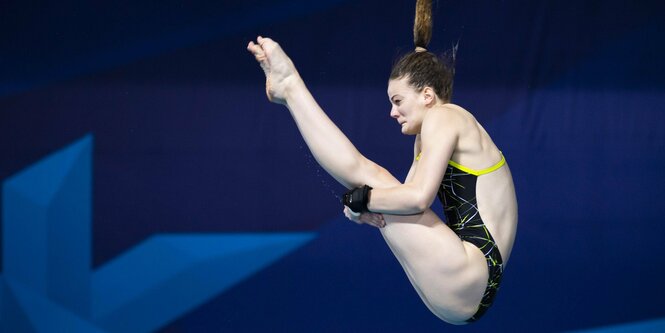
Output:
[
  {"xmin": 415, "ymin": 152, "xmax": 505, "ymax": 176},
  {"xmin": 448, "ymin": 153, "xmax": 505, "ymax": 176}
]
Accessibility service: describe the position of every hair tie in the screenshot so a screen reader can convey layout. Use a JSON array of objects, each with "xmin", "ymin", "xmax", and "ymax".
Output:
[{"xmin": 415, "ymin": 46, "xmax": 427, "ymax": 53}]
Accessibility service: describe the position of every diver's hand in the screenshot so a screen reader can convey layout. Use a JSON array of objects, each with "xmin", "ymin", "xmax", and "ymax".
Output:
[
  {"xmin": 344, "ymin": 206, "xmax": 386, "ymax": 229},
  {"xmin": 247, "ymin": 36, "xmax": 301, "ymax": 105}
]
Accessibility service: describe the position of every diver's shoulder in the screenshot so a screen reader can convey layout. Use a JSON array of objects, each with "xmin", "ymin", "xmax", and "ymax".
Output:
[{"xmin": 442, "ymin": 103, "xmax": 474, "ymax": 116}]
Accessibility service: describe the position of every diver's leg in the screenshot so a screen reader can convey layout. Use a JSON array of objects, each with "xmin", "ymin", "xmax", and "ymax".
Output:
[{"xmin": 379, "ymin": 210, "xmax": 489, "ymax": 324}]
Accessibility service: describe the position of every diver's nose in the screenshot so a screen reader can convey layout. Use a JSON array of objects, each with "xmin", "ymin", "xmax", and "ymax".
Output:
[{"xmin": 390, "ymin": 106, "xmax": 400, "ymax": 119}]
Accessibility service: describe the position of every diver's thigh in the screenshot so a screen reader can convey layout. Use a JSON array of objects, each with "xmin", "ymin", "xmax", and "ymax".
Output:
[{"xmin": 379, "ymin": 210, "xmax": 488, "ymax": 320}]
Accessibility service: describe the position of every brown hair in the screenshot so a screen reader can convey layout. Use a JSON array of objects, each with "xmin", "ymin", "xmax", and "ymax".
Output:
[{"xmin": 390, "ymin": 0, "xmax": 456, "ymax": 102}]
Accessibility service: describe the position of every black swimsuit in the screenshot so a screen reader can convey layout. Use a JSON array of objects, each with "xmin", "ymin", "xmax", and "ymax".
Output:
[{"xmin": 420, "ymin": 153, "xmax": 506, "ymax": 322}]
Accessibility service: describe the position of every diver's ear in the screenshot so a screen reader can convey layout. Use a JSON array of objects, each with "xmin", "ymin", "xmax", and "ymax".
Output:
[{"xmin": 422, "ymin": 87, "xmax": 436, "ymax": 107}]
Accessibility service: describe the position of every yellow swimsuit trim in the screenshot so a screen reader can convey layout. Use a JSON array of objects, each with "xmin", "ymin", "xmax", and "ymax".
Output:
[{"xmin": 415, "ymin": 152, "xmax": 506, "ymax": 176}]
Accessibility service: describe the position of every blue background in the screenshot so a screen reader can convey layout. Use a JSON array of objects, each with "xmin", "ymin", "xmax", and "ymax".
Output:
[{"xmin": 1, "ymin": 0, "xmax": 664, "ymax": 331}]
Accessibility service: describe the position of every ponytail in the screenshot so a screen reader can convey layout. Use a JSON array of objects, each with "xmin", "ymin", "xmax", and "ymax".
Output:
[
  {"xmin": 414, "ymin": 0, "xmax": 433, "ymax": 51},
  {"xmin": 391, "ymin": 0, "xmax": 455, "ymax": 103}
]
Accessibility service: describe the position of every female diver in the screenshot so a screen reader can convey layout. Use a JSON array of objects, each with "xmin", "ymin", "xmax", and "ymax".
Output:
[{"xmin": 246, "ymin": 0, "xmax": 517, "ymax": 324}]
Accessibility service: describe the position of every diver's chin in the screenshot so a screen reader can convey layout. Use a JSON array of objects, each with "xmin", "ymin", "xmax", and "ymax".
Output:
[
  {"xmin": 400, "ymin": 124, "xmax": 417, "ymax": 135},
  {"xmin": 400, "ymin": 123, "xmax": 408, "ymax": 134}
]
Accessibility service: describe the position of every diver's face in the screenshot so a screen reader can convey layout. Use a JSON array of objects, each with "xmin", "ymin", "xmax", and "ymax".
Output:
[{"xmin": 388, "ymin": 78, "xmax": 426, "ymax": 135}]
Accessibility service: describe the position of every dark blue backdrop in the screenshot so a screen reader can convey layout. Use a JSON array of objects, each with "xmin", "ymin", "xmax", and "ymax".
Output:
[{"xmin": 1, "ymin": 1, "xmax": 664, "ymax": 332}]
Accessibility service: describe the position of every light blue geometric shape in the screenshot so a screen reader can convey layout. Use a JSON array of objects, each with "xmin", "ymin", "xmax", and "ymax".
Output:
[
  {"xmin": 5, "ymin": 277, "xmax": 103, "ymax": 333},
  {"xmin": 92, "ymin": 233, "xmax": 315, "ymax": 332},
  {"xmin": 3, "ymin": 135, "xmax": 92, "ymax": 317},
  {"xmin": 566, "ymin": 318, "xmax": 665, "ymax": 333},
  {"xmin": 1, "ymin": 134, "xmax": 317, "ymax": 332},
  {"xmin": 0, "ymin": 276, "xmax": 33, "ymax": 332}
]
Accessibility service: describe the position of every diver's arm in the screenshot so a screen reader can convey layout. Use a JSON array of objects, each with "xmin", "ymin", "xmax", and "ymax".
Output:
[{"xmin": 367, "ymin": 107, "xmax": 458, "ymax": 214}]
